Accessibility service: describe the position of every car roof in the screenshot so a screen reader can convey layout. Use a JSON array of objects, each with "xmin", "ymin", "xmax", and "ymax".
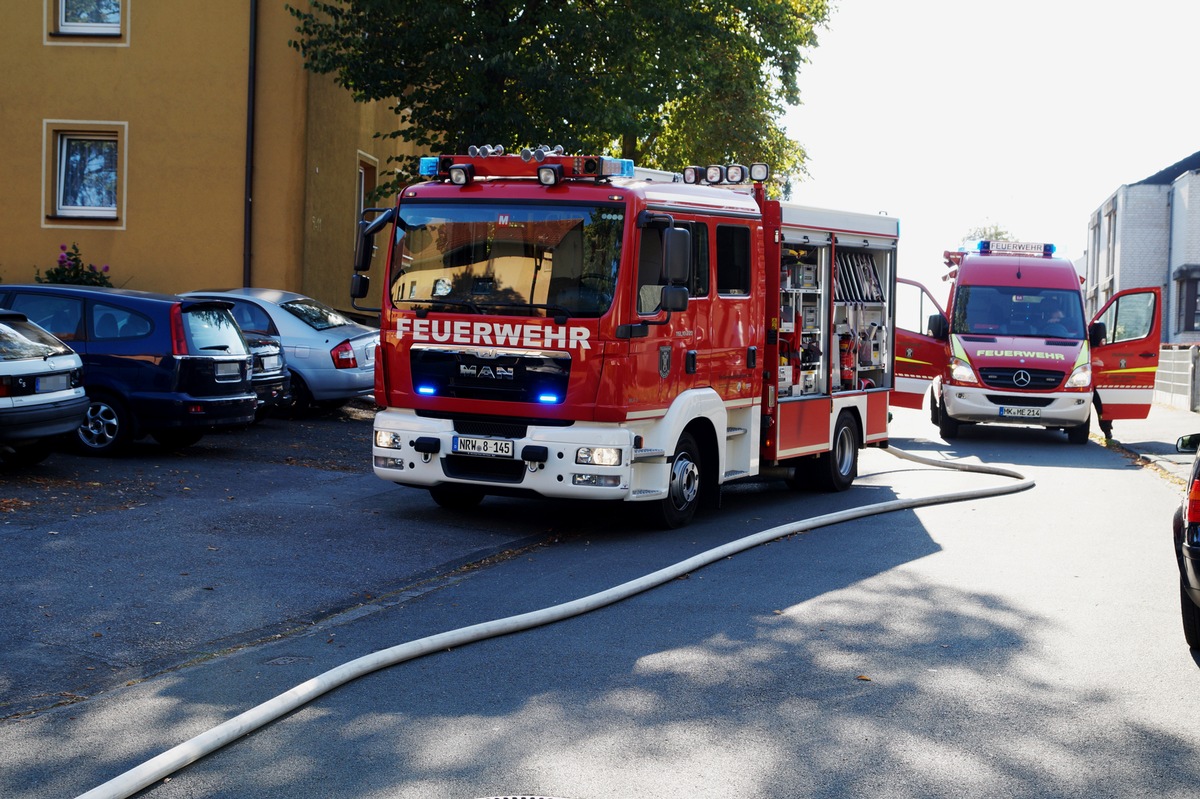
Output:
[
  {"xmin": 3, "ymin": 284, "xmax": 187, "ymax": 304},
  {"xmin": 184, "ymin": 287, "xmax": 309, "ymax": 305}
]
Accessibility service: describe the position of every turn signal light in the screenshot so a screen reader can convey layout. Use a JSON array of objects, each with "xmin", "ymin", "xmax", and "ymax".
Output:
[{"xmin": 1187, "ymin": 479, "xmax": 1200, "ymax": 524}]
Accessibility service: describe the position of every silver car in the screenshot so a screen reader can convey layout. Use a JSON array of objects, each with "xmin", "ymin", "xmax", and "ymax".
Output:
[{"xmin": 182, "ymin": 288, "xmax": 378, "ymax": 412}]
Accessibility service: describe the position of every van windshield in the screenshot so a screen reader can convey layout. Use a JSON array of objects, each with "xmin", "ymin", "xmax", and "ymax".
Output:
[
  {"xmin": 952, "ymin": 286, "xmax": 1085, "ymax": 339},
  {"xmin": 388, "ymin": 202, "xmax": 625, "ymax": 318}
]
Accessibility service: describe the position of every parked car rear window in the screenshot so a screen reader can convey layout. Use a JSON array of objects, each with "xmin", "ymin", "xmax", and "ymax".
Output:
[
  {"xmin": 280, "ymin": 298, "xmax": 352, "ymax": 331},
  {"xmin": 0, "ymin": 317, "xmax": 74, "ymax": 360},
  {"xmin": 184, "ymin": 307, "xmax": 248, "ymax": 355}
]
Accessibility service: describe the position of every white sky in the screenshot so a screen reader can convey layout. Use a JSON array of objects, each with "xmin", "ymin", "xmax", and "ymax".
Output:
[{"xmin": 783, "ymin": 0, "xmax": 1200, "ymax": 287}]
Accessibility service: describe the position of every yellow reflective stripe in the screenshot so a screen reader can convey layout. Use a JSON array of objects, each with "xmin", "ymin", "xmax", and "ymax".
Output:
[
  {"xmin": 1097, "ymin": 366, "xmax": 1158, "ymax": 376},
  {"xmin": 950, "ymin": 335, "xmax": 969, "ymax": 362},
  {"xmin": 1073, "ymin": 342, "xmax": 1090, "ymax": 369},
  {"xmin": 895, "ymin": 356, "xmax": 934, "ymax": 366}
]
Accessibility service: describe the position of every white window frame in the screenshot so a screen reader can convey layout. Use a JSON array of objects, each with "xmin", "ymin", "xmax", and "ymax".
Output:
[
  {"xmin": 59, "ymin": 0, "xmax": 122, "ymax": 35},
  {"xmin": 56, "ymin": 133, "xmax": 119, "ymax": 219}
]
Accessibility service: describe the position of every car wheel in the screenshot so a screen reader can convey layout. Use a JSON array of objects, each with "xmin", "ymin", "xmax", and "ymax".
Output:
[
  {"xmin": 282, "ymin": 372, "xmax": 314, "ymax": 415},
  {"xmin": 928, "ymin": 386, "xmax": 939, "ymax": 426},
  {"xmin": 1182, "ymin": 578, "xmax": 1200, "ymax": 649},
  {"xmin": 814, "ymin": 410, "xmax": 858, "ymax": 492},
  {"xmin": 937, "ymin": 394, "xmax": 960, "ymax": 440},
  {"xmin": 655, "ymin": 431, "xmax": 702, "ymax": 529},
  {"xmin": 1067, "ymin": 416, "xmax": 1090, "ymax": 445},
  {"xmin": 152, "ymin": 430, "xmax": 205, "ymax": 450},
  {"xmin": 0, "ymin": 441, "xmax": 55, "ymax": 466},
  {"xmin": 429, "ymin": 484, "xmax": 485, "ymax": 509},
  {"xmin": 76, "ymin": 395, "xmax": 133, "ymax": 456}
]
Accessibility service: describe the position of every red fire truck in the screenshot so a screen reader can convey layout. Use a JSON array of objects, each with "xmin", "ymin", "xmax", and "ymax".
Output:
[
  {"xmin": 351, "ymin": 149, "xmax": 900, "ymax": 527},
  {"xmin": 892, "ymin": 240, "xmax": 1161, "ymax": 442}
]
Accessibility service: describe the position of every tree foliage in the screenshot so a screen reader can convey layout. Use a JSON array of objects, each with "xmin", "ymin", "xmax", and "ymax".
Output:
[
  {"xmin": 964, "ymin": 224, "xmax": 1014, "ymax": 243},
  {"xmin": 288, "ymin": 0, "xmax": 828, "ymax": 194}
]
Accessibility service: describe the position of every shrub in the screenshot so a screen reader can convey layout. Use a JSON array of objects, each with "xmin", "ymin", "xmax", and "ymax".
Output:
[{"xmin": 36, "ymin": 243, "xmax": 113, "ymax": 287}]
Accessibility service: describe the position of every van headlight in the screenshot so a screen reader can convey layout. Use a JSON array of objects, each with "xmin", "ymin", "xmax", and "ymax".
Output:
[
  {"xmin": 949, "ymin": 357, "xmax": 978, "ymax": 384},
  {"xmin": 1065, "ymin": 363, "xmax": 1092, "ymax": 389}
]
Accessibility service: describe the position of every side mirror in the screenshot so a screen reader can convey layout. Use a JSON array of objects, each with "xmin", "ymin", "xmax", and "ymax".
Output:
[
  {"xmin": 1178, "ymin": 433, "xmax": 1200, "ymax": 454},
  {"xmin": 662, "ymin": 227, "xmax": 691, "ymax": 285},
  {"xmin": 1089, "ymin": 321, "xmax": 1107, "ymax": 348},
  {"xmin": 927, "ymin": 313, "xmax": 949, "ymax": 340},
  {"xmin": 350, "ymin": 273, "xmax": 371, "ymax": 300},
  {"xmin": 660, "ymin": 285, "xmax": 689, "ymax": 312},
  {"xmin": 354, "ymin": 207, "xmax": 396, "ymax": 272}
]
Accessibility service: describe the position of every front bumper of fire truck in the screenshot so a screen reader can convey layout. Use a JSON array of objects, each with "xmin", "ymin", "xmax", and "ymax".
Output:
[
  {"xmin": 372, "ymin": 407, "xmax": 663, "ymax": 500},
  {"xmin": 939, "ymin": 382, "xmax": 1091, "ymax": 428}
]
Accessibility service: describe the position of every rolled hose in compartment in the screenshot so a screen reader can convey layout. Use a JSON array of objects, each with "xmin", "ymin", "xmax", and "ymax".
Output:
[{"xmin": 76, "ymin": 446, "xmax": 1031, "ymax": 799}]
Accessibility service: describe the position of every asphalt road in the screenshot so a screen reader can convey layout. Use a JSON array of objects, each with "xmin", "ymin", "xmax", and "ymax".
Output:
[{"xmin": 4, "ymin": 404, "xmax": 1200, "ymax": 798}]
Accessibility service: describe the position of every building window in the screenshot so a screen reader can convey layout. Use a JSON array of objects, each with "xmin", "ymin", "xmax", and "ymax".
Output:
[
  {"xmin": 44, "ymin": 122, "xmax": 126, "ymax": 226},
  {"xmin": 1177, "ymin": 277, "xmax": 1200, "ymax": 333},
  {"xmin": 59, "ymin": 0, "xmax": 121, "ymax": 35},
  {"xmin": 57, "ymin": 134, "xmax": 118, "ymax": 218}
]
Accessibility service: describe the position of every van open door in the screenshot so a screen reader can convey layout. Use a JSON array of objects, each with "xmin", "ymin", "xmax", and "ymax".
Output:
[
  {"xmin": 892, "ymin": 277, "xmax": 947, "ymax": 410},
  {"xmin": 1090, "ymin": 287, "xmax": 1161, "ymax": 423}
]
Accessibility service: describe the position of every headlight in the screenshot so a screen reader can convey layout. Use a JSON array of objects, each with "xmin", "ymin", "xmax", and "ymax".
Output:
[
  {"xmin": 1064, "ymin": 363, "xmax": 1092, "ymax": 389},
  {"xmin": 577, "ymin": 446, "xmax": 622, "ymax": 466},
  {"xmin": 949, "ymin": 357, "xmax": 978, "ymax": 384},
  {"xmin": 375, "ymin": 430, "xmax": 403, "ymax": 449}
]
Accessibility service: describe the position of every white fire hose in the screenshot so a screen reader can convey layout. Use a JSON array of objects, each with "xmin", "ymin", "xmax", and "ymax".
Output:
[{"xmin": 76, "ymin": 446, "xmax": 1031, "ymax": 799}]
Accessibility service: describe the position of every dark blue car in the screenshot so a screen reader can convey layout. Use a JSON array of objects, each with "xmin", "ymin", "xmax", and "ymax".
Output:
[{"xmin": 0, "ymin": 285, "xmax": 257, "ymax": 454}]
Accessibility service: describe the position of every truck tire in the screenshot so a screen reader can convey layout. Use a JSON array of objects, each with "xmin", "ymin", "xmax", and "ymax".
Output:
[
  {"xmin": 929, "ymin": 386, "xmax": 939, "ymax": 426},
  {"xmin": 1182, "ymin": 579, "xmax": 1200, "ymax": 650},
  {"xmin": 1066, "ymin": 417, "xmax": 1090, "ymax": 445},
  {"xmin": 814, "ymin": 411, "xmax": 858, "ymax": 492},
  {"xmin": 656, "ymin": 431, "xmax": 702, "ymax": 529},
  {"xmin": 937, "ymin": 395, "xmax": 959, "ymax": 440}
]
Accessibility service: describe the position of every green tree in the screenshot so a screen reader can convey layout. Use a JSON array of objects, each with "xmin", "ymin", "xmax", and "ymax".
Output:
[
  {"xmin": 964, "ymin": 224, "xmax": 1013, "ymax": 243},
  {"xmin": 287, "ymin": 0, "xmax": 827, "ymax": 195}
]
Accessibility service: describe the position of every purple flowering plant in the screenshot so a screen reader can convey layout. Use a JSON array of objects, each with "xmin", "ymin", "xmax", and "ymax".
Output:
[{"xmin": 36, "ymin": 243, "xmax": 114, "ymax": 287}]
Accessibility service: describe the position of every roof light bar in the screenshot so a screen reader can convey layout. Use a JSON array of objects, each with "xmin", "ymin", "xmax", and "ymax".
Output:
[{"xmin": 975, "ymin": 240, "xmax": 1056, "ymax": 256}]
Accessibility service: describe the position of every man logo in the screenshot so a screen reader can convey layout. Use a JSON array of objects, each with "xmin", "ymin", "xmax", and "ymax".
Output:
[{"xmin": 460, "ymin": 365, "xmax": 514, "ymax": 380}]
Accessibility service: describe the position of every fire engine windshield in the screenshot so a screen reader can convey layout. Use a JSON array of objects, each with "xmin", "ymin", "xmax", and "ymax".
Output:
[
  {"xmin": 388, "ymin": 203, "xmax": 624, "ymax": 319},
  {"xmin": 952, "ymin": 286, "xmax": 1086, "ymax": 339}
]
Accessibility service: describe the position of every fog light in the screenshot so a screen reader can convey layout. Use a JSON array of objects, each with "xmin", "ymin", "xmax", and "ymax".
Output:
[
  {"xmin": 374, "ymin": 455, "xmax": 405, "ymax": 470},
  {"xmin": 375, "ymin": 430, "xmax": 403, "ymax": 449},
  {"xmin": 577, "ymin": 446, "xmax": 621, "ymax": 466},
  {"xmin": 572, "ymin": 473, "xmax": 622, "ymax": 487}
]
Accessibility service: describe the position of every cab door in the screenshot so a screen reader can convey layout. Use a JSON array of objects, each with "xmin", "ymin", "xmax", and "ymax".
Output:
[
  {"xmin": 891, "ymin": 277, "xmax": 948, "ymax": 410},
  {"xmin": 1090, "ymin": 287, "xmax": 1161, "ymax": 420}
]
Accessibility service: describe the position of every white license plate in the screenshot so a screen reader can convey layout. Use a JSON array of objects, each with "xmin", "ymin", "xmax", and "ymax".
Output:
[
  {"xmin": 452, "ymin": 435, "xmax": 514, "ymax": 458},
  {"xmin": 1000, "ymin": 407, "xmax": 1042, "ymax": 418},
  {"xmin": 36, "ymin": 374, "xmax": 69, "ymax": 393},
  {"xmin": 216, "ymin": 362, "xmax": 241, "ymax": 377},
  {"xmin": 262, "ymin": 355, "xmax": 281, "ymax": 370}
]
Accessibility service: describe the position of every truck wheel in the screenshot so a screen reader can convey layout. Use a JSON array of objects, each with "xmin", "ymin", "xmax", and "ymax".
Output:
[
  {"xmin": 656, "ymin": 432, "xmax": 702, "ymax": 529},
  {"xmin": 76, "ymin": 395, "xmax": 133, "ymax": 456},
  {"xmin": 1066, "ymin": 417, "xmax": 1090, "ymax": 445},
  {"xmin": 814, "ymin": 411, "xmax": 858, "ymax": 492},
  {"xmin": 429, "ymin": 484, "xmax": 485, "ymax": 509},
  {"xmin": 1182, "ymin": 578, "xmax": 1200, "ymax": 650},
  {"xmin": 929, "ymin": 387, "xmax": 939, "ymax": 426},
  {"xmin": 937, "ymin": 395, "xmax": 959, "ymax": 440}
]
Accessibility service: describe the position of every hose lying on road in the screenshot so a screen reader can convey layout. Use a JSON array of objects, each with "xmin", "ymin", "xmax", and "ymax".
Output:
[{"xmin": 76, "ymin": 446, "xmax": 1032, "ymax": 799}]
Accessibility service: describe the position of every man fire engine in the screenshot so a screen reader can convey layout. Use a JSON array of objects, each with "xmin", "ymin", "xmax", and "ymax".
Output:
[{"xmin": 351, "ymin": 147, "xmax": 900, "ymax": 527}]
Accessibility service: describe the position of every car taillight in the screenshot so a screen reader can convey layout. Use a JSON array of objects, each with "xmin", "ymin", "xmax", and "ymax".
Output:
[
  {"xmin": 331, "ymin": 340, "xmax": 358, "ymax": 369},
  {"xmin": 1188, "ymin": 479, "xmax": 1200, "ymax": 525},
  {"xmin": 0, "ymin": 377, "xmax": 10, "ymax": 398},
  {"xmin": 170, "ymin": 304, "xmax": 189, "ymax": 355}
]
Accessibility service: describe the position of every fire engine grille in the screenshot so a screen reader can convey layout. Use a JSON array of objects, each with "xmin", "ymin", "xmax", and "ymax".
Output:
[
  {"xmin": 454, "ymin": 419, "xmax": 529, "ymax": 438},
  {"xmin": 985, "ymin": 395, "xmax": 1054, "ymax": 407},
  {"xmin": 443, "ymin": 454, "xmax": 527, "ymax": 483},
  {"xmin": 978, "ymin": 367, "xmax": 1065, "ymax": 391},
  {"xmin": 411, "ymin": 347, "xmax": 571, "ymax": 404}
]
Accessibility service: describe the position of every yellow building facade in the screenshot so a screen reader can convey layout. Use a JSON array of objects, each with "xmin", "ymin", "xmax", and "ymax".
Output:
[{"xmin": 0, "ymin": 1, "xmax": 411, "ymax": 315}]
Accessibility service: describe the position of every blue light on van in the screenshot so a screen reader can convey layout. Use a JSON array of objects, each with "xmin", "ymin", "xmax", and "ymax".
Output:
[
  {"xmin": 418, "ymin": 157, "xmax": 439, "ymax": 177},
  {"xmin": 537, "ymin": 393, "xmax": 559, "ymax": 404},
  {"xmin": 416, "ymin": 385, "xmax": 437, "ymax": 396}
]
